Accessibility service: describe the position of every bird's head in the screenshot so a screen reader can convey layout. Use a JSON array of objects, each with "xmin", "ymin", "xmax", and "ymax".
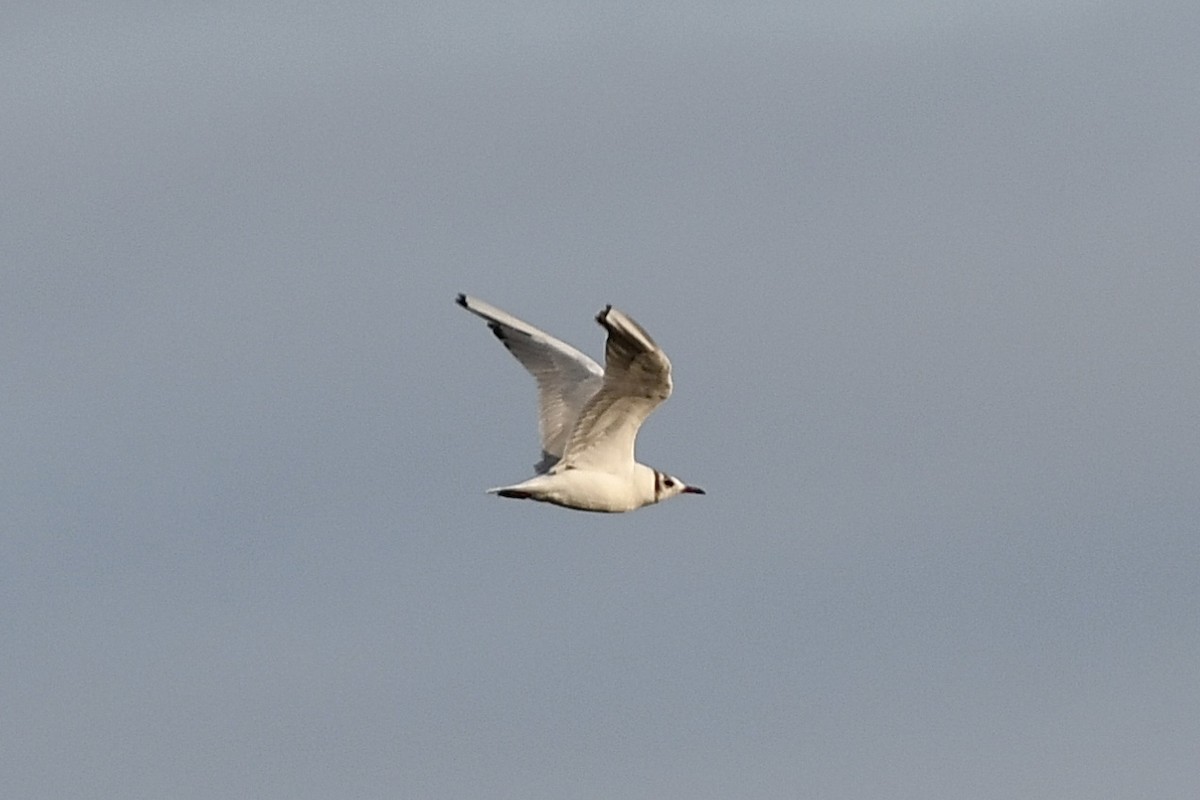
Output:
[{"xmin": 653, "ymin": 469, "xmax": 706, "ymax": 503}]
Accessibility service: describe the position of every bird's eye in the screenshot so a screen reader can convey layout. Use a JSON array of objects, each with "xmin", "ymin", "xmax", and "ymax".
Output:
[{"xmin": 663, "ymin": 477, "xmax": 675, "ymax": 488}]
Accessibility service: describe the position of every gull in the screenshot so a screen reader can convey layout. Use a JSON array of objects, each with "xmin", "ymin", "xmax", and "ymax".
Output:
[{"xmin": 456, "ymin": 294, "xmax": 705, "ymax": 513}]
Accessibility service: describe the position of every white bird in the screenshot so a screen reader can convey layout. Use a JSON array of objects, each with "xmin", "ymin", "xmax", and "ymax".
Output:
[{"xmin": 457, "ymin": 294, "xmax": 705, "ymax": 513}]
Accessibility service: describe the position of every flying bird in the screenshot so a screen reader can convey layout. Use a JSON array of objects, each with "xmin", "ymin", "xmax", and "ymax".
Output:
[{"xmin": 456, "ymin": 294, "xmax": 705, "ymax": 512}]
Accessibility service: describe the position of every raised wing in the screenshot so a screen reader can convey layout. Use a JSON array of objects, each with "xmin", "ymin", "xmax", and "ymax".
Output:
[
  {"xmin": 457, "ymin": 294, "xmax": 604, "ymax": 471},
  {"xmin": 556, "ymin": 305, "xmax": 672, "ymax": 474}
]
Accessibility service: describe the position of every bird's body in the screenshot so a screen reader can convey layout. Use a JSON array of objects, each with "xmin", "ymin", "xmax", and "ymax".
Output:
[
  {"xmin": 456, "ymin": 294, "xmax": 704, "ymax": 513},
  {"xmin": 490, "ymin": 464, "xmax": 660, "ymax": 513}
]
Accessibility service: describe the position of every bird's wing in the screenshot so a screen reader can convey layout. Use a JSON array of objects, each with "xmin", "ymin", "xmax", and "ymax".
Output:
[
  {"xmin": 556, "ymin": 305, "xmax": 672, "ymax": 474},
  {"xmin": 457, "ymin": 294, "xmax": 604, "ymax": 471}
]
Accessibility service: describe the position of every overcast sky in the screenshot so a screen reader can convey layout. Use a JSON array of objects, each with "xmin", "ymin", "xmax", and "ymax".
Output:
[{"xmin": 4, "ymin": 2, "xmax": 1199, "ymax": 798}]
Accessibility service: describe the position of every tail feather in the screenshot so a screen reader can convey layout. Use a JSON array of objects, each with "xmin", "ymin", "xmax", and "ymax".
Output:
[
  {"xmin": 489, "ymin": 487, "xmax": 534, "ymax": 499},
  {"xmin": 488, "ymin": 474, "xmax": 552, "ymax": 501}
]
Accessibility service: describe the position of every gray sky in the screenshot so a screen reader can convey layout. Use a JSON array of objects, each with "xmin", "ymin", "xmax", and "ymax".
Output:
[{"xmin": 4, "ymin": 1, "xmax": 1199, "ymax": 797}]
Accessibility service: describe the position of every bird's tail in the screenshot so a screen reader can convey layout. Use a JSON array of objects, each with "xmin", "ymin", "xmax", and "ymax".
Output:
[{"xmin": 488, "ymin": 486, "xmax": 534, "ymax": 499}]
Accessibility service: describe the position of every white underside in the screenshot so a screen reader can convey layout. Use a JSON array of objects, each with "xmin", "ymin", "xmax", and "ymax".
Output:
[{"xmin": 489, "ymin": 466, "xmax": 654, "ymax": 513}]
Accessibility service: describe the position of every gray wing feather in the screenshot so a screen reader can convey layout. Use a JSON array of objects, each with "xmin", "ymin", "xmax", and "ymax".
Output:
[
  {"xmin": 457, "ymin": 294, "xmax": 604, "ymax": 472},
  {"xmin": 556, "ymin": 305, "xmax": 672, "ymax": 473}
]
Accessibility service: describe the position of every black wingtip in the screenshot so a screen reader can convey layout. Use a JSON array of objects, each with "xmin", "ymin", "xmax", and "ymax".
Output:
[
  {"xmin": 455, "ymin": 293, "xmax": 468, "ymax": 308},
  {"xmin": 595, "ymin": 304, "xmax": 613, "ymax": 326}
]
